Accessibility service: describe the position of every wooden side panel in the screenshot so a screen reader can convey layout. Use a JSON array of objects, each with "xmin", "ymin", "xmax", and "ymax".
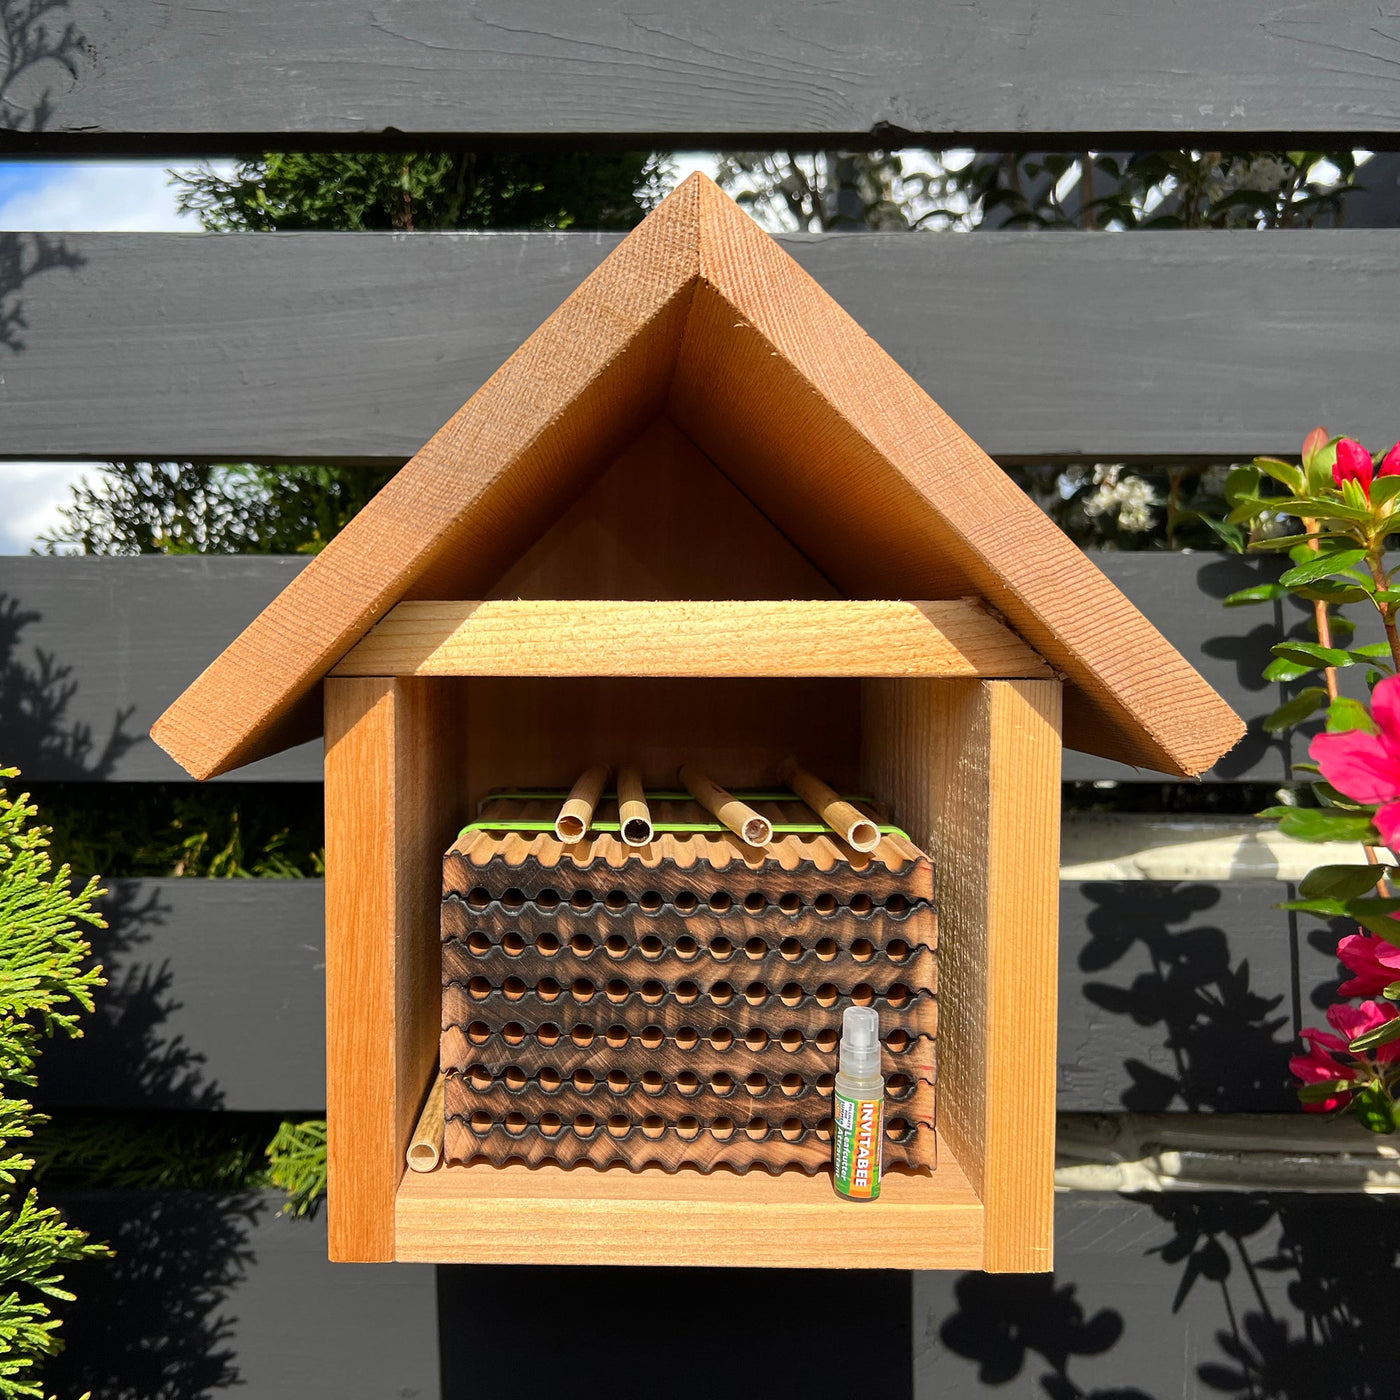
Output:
[
  {"xmin": 324, "ymin": 677, "xmax": 466, "ymax": 1261},
  {"xmin": 862, "ymin": 677, "xmax": 1061, "ymax": 1272}
]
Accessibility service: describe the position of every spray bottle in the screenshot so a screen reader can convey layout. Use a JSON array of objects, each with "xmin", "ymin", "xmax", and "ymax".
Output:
[{"xmin": 832, "ymin": 1005, "xmax": 884, "ymax": 1201}]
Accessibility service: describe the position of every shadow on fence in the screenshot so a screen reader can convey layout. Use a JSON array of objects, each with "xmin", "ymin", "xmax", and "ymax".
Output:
[
  {"xmin": 46, "ymin": 1189, "xmax": 259, "ymax": 1400},
  {"xmin": 922, "ymin": 1196, "xmax": 1400, "ymax": 1399},
  {"xmin": 438, "ymin": 1264, "xmax": 914, "ymax": 1399},
  {"xmin": 0, "ymin": 593, "xmax": 138, "ymax": 778}
]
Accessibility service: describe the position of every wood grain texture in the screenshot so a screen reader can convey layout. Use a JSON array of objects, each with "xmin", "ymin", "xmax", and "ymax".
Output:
[
  {"xmin": 394, "ymin": 1153, "xmax": 983, "ymax": 1268},
  {"xmin": 486, "ymin": 418, "xmax": 840, "ymax": 602},
  {"xmin": 18, "ymin": 1, "xmax": 1400, "ymax": 140},
  {"xmin": 150, "ymin": 176, "xmax": 1238, "ymax": 783},
  {"xmin": 863, "ymin": 678, "xmax": 1062, "ymax": 1272},
  {"xmin": 0, "ymin": 551, "xmax": 1345, "ymax": 784},
  {"xmin": 324, "ymin": 677, "xmax": 466, "ymax": 1261},
  {"xmin": 10, "ymin": 231, "xmax": 1400, "ymax": 467},
  {"xmin": 333, "ymin": 599, "xmax": 1051, "ymax": 680}
]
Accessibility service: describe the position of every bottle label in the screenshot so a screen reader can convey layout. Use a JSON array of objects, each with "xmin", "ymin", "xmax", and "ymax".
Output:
[{"xmin": 833, "ymin": 1090, "xmax": 883, "ymax": 1199}]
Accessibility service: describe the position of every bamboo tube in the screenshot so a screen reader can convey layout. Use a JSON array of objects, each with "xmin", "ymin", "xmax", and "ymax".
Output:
[
  {"xmin": 616, "ymin": 765, "xmax": 654, "ymax": 846},
  {"xmin": 779, "ymin": 756, "xmax": 880, "ymax": 853},
  {"xmin": 406, "ymin": 1072, "xmax": 446, "ymax": 1173},
  {"xmin": 678, "ymin": 764, "xmax": 772, "ymax": 846},
  {"xmin": 555, "ymin": 764, "xmax": 610, "ymax": 843}
]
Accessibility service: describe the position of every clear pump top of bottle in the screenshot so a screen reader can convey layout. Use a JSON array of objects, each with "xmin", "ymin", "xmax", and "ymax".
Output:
[{"xmin": 839, "ymin": 1005, "xmax": 881, "ymax": 1080}]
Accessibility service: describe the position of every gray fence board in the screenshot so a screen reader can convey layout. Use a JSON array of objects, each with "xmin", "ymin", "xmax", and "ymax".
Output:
[
  {"xmin": 0, "ymin": 553, "xmax": 1367, "ymax": 784},
  {"xmin": 48, "ymin": 1190, "xmax": 438, "ymax": 1400},
  {"xmin": 0, "ymin": 556, "xmax": 318, "ymax": 782},
  {"xmin": 913, "ymin": 1193, "xmax": 1399, "ymax": 1398},
  {"xmin": 3, "ymin": 230, "xmax": 1400, "ymax": 463},
  {"xmin": 8, "ymin": 2, "xmax": 1400, "ymax": 144},
  {"xmin": 36, "ymin": 876, "xmax": 1341, "ymax": 1115},
  {"xmin": 42, "ymin": 1190, "xmax": 1400, "ymax": 1397},
  {"xmin": 39, "ymin": 879, "xmax": 327, "ymax": 1112}
]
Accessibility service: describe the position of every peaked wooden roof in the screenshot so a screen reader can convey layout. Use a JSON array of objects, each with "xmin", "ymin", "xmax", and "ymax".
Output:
[{"xmin": 152, "ymin": 174, "xmax": 1242, "ymax": 780}]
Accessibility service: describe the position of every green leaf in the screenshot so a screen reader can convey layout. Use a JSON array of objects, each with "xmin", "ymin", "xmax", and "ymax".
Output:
[
  {"xmin": 1383, "ymin": 980, "xmax": 1400, "ymax": 1002},
  {"xmin": 1264, "ymin": 656, "xmax": 1320, "ymax": 683},
  {"xmin": 1372, "ymin": 476, "xmax": 1400, "ymax": 505},
  {"xmin": 1224, "ymin": 582, "xmax": 1290, "ymax": 607},
  {"xmin": 1252, "ymin": 456, "xmax": 1306, "ymax": 494},
  {"xmin": 1343, "ymin": 898, "xmax": 1400, "ymax": 942},
  {"xmin": 1270, "ymin": 642, "xmax": 1355, "ymax": 669},
  {"xmin": 1280, "ymin": 547, "xmax": 1368, "ymax": 585},
  {"xmin": 1261, "ymin": 687, "xmax": 1329, "ymax": 734},
  {"xmin": 1226, "ymin": 498, "xmax": 1273, "ymax": 526},
  {"xmin": 1261, "ymin": 806, "xmax": 1378, "ymax": 842},
  {"xmin": 1348, "ymin": 1016, "xmax": 1400, "ymax": 1054},
  {"xmin": 1292, "ymin": 582, "xmax": 1371, "ymax": 605},
  {"xmin": 1350, "ymin": 1084, "xmax": 1398, "ymax": 1133},
  {"xmin": 1298, "ymin": 863, "xmax": 1389, "ymax": 898},
  {"xmin": 1224, "ymin": 464, "xmax": 1263, "ymax": 507},
  {"xmin": 1327, "ymin": 696, "xmax": 1380, "ymax": 734},
  {"xmin": 1290, "ymin": 496, "xmax": 1373, "ymax": 524},
  {"xmin": 1350, "ymin": 642, "xmax": 1394, "ymax": 659},
  {"xmin": 1297, "ymin": 1079, "xmax": 1354, "ymax": 1103},
  {"xmin": 1250, "ymin": 533, "xmax": 1325, "ymax": 552},
  {"xmin": 1196, "ymin": 514, "xmax": 1244, "ymax": 552}
]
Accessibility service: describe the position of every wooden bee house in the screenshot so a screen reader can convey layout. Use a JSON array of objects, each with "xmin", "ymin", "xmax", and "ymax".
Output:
[{"xmin": 151, "ymin": 173, "xmax": 1243, "ymax": 1273}]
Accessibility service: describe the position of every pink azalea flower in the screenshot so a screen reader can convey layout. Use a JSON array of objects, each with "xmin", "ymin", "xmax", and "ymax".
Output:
[
  {"xmin": 1291, "ymin": 1000, "xmax": 1400, "ymax": 1112},
  {"xmin": 1334, "ymin": 437, "xmax": 1376, "ymax": 493},
  {"xmin": 1337, "ymin": 932, "xmax": 1400, "ymax": 997},
  {"xmin": 1310, "ymin": 674, "xmax": 1400, "ymax": 849},
  {"xmin": 1383, "ymin": 442, "xmax": 1400, "ymax": 477},
  {"xmin": 1290, "ymin": 1030, "xmax": 1357, "ymax": 1112}
]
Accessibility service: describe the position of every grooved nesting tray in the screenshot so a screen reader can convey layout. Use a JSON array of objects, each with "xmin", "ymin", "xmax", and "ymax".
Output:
[{"xmin": 440, "ymin": 795, "xmax": 938, "ymax": 1175}]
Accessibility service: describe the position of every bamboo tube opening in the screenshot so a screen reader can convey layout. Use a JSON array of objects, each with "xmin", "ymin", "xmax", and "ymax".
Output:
[
  {"xmin": 678, "ymin": 764, "xmax": 773, "ymax": 846},
  {"xmin": 554, "ymin": 764, "xmax": 609, "ymax": 843},
  {"xmin": 616, "ymin": 764, "xmax": 654, "ymax": 847},
  {"xmin": 779, "ymin": 756, "xmax": 880, "ymax": 853},
  {"xmin": 406, "ymin": 1073, "xmax": 446, "ymax": 1172}
]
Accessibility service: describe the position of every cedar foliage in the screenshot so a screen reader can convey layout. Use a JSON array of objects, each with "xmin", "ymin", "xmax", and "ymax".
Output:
[{"xmin": 0, "ymin": 769, "xmax": 107, "ymax": 1397}]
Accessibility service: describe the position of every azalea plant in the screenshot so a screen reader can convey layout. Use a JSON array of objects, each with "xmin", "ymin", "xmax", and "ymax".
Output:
[{"xmin": 1224, "ymin": 429, "xmax": 1400, "ymax": 1130}]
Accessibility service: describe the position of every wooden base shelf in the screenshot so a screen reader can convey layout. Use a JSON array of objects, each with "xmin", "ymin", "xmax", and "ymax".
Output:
[{"xmin": 393, "ymin": 1149, "xmax": 983, "ymax": 1269}]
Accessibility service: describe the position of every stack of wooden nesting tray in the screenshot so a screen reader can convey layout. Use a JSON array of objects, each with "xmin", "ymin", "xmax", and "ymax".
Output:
[{"xmin": 440, "ymin": 793, "xmax": 938, "ymax": 1174}]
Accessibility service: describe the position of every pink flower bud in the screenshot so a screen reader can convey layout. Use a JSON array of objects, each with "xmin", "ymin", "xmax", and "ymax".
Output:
[
  {"xmin": 1381, "ymin": 442, "xmax": 1400, "ymax": 477},
  {"xmin": 1302, "ymin": 425, "xmax": 1330, "ymax": 464},
  {"xmin": 1334, "ymin": 437, "xmax": 1375, "ymax": 494}
]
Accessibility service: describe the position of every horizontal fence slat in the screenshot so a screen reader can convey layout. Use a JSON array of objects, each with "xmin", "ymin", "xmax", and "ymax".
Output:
[
  {"xmin": 42, "ymin": 1190, "xmax": 1400, "ymax": 1395},
  {"xmin": 39, "ymin": 880, "xmax": 327, "ymax": 1112},
  {"xmin": 3, "ymin": 230, "xmax": 1400, "ymax": 462},
  {"xmin": 35, "ymin": 876, "xmax": 1342, "ymax": 1114},
  {"xmin": 0, "ymin": 554, "xmax": 1367, "ymax": 784},
  {"xmin": 0, "ymin": 557, "xmax": 319, "ymax": 782},
  {"xmin": 10, "ymin": 2, "xmax": 1400, "ymax": 143},
  {"xmin": 48, "ymin": 1190, "xmax": 438, "ymax": 1400}
]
